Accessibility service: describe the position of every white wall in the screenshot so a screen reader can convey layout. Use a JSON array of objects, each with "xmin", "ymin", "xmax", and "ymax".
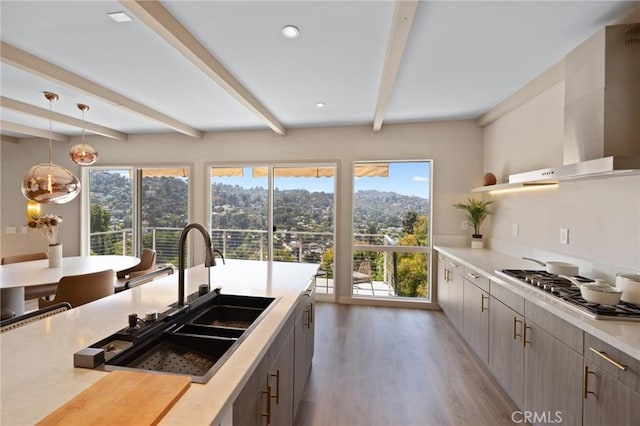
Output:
[
  {"xmin": 483, "ymin": 80, "xmax": 640, "ymax": 279},
  {"xmin": 1, "ymin": 121, "xmax": 483, "ymax": 299}
]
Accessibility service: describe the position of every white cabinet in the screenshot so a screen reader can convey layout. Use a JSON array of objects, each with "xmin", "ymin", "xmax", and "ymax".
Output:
[
  {"xmin": 583, "ymin": 333, "xmax": 640, "ymax": 426},
  {"xmin": 233, "ymin": 354, "xmax": 269, "ymax": 426},
  {"xmin": 462, "ymin": 272, "xmax": 490, "ymax": 363},
  {"xmin": 293, "ymin": 287, "xmax": 315, "ymax": 416},
  {"xmin": 268, "ymin": 317, "xmax": 295, "ymax": 426},
  {"xmin": 234, "ymin": 286, "xmax": 314, "ymax": 426},
  {"xmin": 437, "ymin": 254, "xmax": 463, "ymax": 332},
  {"xmin": 488, "ymin": 292, "xmax": 525, "ymax": 408},
  {"xmin": 436, "ymin": 254, "xmax": 449, "ymax": 314}
]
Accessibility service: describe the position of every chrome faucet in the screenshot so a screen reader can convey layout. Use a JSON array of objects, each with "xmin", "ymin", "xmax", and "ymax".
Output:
[{"xmin": 178, "ymin": 223, "xmax": 222, "ymax": 307}]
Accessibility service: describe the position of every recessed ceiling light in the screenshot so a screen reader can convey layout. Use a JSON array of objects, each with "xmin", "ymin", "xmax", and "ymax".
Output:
[
  {"xmin": 315, "ymin": 102, "xmax": 326, "ymax": 108},
  {"xmin": 281, "ymin": 25, "xmax": 300, "ymax": 39},
  {"xmin": 108, "ymin": 11, "xmax": 133, "ymax": 23}
]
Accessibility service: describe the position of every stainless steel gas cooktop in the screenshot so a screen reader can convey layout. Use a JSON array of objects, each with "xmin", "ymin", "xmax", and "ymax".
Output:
[{"xmin": 496, "ymin": 269, "xmax": 640, "ymax": 322}]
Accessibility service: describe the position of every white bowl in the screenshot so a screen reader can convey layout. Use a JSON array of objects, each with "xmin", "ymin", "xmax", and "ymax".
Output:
[
  {"xmin": 580, "ymin": 281, "xmax": 623, "ymax": 305},
  {"xmin": 616, "ymin": 273, "xmax": 640, "ymax": 305}
]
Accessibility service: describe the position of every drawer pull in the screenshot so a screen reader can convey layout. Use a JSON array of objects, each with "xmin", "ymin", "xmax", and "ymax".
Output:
[
  {"xmin": 449, "ymin": 262, "xmax": 459, "ymax": 268},
  {"xmin": 261, "ymin": 385, "xmax": 272, "ymax": 424},
  {"xmin": 467, "ymin": 273, "xmax": 480, "ymax": 280},
  {"xmin": 583, "ymin": 365, "xmax": 596, "ymax": 399},
  {"xmin": 589, "ymin": 347, "xmax": 628, "ymax": 371},
  {"xmin": 438, "ymin": 255, "xmax": 445, "ymax": 260},
  {"xmin": 480, "ymin": 294, "xmax": 488, "ymax": 312},
  {"xmin": 270, "ymin": 369, "xmax": 280, "ymax": 404},
  {"xmin": 513, "ymin": 317, "xmax": 522, "ymax": 340}
]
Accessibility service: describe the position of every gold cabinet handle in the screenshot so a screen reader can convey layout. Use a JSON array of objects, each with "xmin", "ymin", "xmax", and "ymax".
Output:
[
  {"xmin": 449, "ymin": 262, "xmax": 459, "ymax": 268},
  {"xmin": 438, "ymin": 255, "xmax": 445, "ymax": 261},
  {"xmin": 480, "ymin": 294, "xmax": 488, "ymax": 312},
  {"xmin": 270, "ymin": 369, "xmax": 280, "ymax": 404},
  {"xmin": 444, "ymin": 268, "xmax": 449, "ymax": 282},
  {"xmin": 513, "ymin": 317, "xmax": 522, "ymax": 340},
  {"xmin": 309, "ymin": 302, "xmax": 313, "ymax": 325},
  {"xmin": 261, "ymin": 385, "xmax": 272, "ymax": 424},
  {"xmin": 589, "ymin": 347, "xmax": 628, "ymax": 371},
  {"xmin": 303, "ymin": 306, "xmax": 310, "ymax": 327},
  {"xmin": 467, "ymin": 272, "xmax": 480, "ymax": 280},
  {"xmin": 584, "ymin": 365, "xmax": 596, "ymax": 399},
  {"xmin": 523, "ymin": 323, "xmax": 531, "ymax": 347}
]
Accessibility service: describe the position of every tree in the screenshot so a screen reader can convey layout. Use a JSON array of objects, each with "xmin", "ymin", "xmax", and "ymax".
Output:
[
  {"xmin": 90, "ymin": 204, "xmax": 111, "ymax": 233},
  {"xmin": 402, "ymin": 211, "xmax": 418, "ymax": 235},
  {"xmin": 395, "ymin": 214, "xmax": 429, "ymax": 297}
]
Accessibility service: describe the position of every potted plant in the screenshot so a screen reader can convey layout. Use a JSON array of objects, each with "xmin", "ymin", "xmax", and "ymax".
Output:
[{"xmin": 453, "ymin": 198, "xmax": 493, "ymax": 248}]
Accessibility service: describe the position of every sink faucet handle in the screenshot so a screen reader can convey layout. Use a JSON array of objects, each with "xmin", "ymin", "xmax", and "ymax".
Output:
[{"xmin": 128, "ymin": 313, "xmax": 139, "ymax": 329}]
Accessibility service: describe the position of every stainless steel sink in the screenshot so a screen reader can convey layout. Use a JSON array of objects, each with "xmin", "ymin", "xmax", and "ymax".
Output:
[{"xmin": 81, "ymin": 292, "xmax": 277, "ymax": 383}]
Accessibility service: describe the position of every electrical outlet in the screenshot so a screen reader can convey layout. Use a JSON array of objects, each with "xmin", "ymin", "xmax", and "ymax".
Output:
[
  {"xmin": 461, "ymin": 221, "xmax": 468, "ymax": 231},
  {"xmin": 560, "ymin": 228, "xmax": 569, "ymax": 245},
  {"xmin": 512, "ymin": 224, "xmax": 519, "ymax": 237},
  {"xmin": 21, "ymin": 226, "xmax": 29, "ymax": 235},
  {"xmin": 5, "ymin": 227, "xmax": 16, "ymax": 235}
]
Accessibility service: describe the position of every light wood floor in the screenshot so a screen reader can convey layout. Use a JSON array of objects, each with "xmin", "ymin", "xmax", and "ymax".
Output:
[{"xmin": 294, "ymin": 303, "xmax": 518, "ymax": 426}]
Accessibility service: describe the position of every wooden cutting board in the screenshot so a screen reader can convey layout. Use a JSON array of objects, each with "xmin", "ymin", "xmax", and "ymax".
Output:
[{"xmin": 37, "ymin": 371, "xmax": 191, "ymax": 426}]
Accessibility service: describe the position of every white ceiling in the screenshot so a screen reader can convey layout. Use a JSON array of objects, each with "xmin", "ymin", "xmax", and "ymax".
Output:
[{"xmin": 1, "ymin": 0, "xmax": 637, "ymax": 140}]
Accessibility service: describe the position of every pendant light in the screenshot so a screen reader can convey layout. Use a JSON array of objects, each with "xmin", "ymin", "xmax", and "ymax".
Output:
[
  {"xmin": 69, "ymin": 103, "xmax": 98, "ymax": 165},
  {"xmin": 21, "ymin": 92, "xmax": 81, "ymax": 205}
]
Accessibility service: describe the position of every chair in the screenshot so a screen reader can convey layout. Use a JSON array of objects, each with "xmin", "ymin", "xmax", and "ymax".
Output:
[
  {"xmin": 114, "ymin": 248, "xmax": 156, "ymax": 293},
  {"xmin": 1, "ymin": 303, "xmax": 71, "ymax": 333},
  {"xmin": 1, "ymin": 252, "xmax": 57, "ymax": 301},
  {"xmin": 353, "ymin": 259, "xmax": 374, "ymax": 295},
  {"xmin": 39, "ymin": 269, "xmax": 114, "ymax": 309},
  {"xmin": 124, "ymin": 267, "xmax": 174, "ymax": 290}
]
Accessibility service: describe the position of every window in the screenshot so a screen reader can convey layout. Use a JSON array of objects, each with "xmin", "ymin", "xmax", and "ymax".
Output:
[{"xmin": 82, "ymin": 167, "xmax": 190, "ymax": 267}]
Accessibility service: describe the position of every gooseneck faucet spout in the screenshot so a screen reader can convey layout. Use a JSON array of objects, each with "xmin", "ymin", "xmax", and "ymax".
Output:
[{"xmin": 178, "ymin": 223, "xmax": 217, "ymax": 307}]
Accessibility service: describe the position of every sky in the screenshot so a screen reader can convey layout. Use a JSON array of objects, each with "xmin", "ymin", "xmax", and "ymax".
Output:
[{"xmin": 211, "ymin": 162, "xmax": 431, "ymax": 199}]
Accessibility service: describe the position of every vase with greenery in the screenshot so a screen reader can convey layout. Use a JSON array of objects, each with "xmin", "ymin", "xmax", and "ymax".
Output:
[{"xmin": 453, "ymin": 198, "xmax": 493, "ymax": 247}]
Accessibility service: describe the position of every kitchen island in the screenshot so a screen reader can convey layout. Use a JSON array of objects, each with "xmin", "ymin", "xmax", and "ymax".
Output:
[{"xmin": 0, "ymin": 259, "xmax": 319, "ymax": 425}]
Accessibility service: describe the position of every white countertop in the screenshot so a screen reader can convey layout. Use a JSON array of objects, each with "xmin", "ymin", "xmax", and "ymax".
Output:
[
  {"xmin": 0, "ymin": 259, "xmax": 319, "ymax": 425},
  {"xmin": 434, "ymin": 246, "xmax": 640, "ymax": 362}
]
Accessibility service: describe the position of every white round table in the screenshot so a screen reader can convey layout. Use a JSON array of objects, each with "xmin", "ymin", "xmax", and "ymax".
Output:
[{"xmin": 1, "ymin": 255, "xmax": 140, "ymax": 315}]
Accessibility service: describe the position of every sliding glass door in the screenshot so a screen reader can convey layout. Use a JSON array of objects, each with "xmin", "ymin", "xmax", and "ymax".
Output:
[{"xmin": 210, "ymin": 164, "xmax": 335, "ymax": 295}]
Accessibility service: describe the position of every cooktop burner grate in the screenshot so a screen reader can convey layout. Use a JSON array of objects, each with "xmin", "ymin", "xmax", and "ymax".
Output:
[{"xmin": 499, "ymin": 269, "xmax": 640, "ymax": 321}]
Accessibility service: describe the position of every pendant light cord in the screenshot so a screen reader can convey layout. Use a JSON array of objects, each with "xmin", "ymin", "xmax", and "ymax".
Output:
[
  {"xmin": 48, "ymin": 97, "xmax": 53, "ymax": 164},
  {"xmin": 81, "ymin": 107, "xmax": 85, "ymax": 144}
]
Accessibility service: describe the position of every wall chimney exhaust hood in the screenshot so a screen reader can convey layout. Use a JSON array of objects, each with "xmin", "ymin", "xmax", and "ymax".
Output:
[{"xmin": 509, "ymin": 23, "xmax": 640, "ymax": 185}]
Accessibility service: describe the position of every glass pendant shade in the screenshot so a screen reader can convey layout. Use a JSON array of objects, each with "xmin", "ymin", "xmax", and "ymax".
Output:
[
  {"xmin": 70, "ymin": 103, "xmax": 98, "ymax": 165},
  {"xmin": 69, "ymin": 144, "xmax": 98, "ymax": 165},
  {"xmin": 20, "ymin": 91, "xmax": 82, "ymax": 205},
  {"xmin": 22, "ymin": 163, "xmax": 81, "ymax": 204}
]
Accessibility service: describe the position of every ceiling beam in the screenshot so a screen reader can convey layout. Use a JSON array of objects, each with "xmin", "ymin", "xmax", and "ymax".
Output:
[
  {"xmin": 372, "ymin": 0, "xmax": 419, "ymax": 132},
  {"xmin": 0, "ymin": 42, "xmax": 203, "ymax": 138},
  {"xmin": 1, "ymin": 120, "xmax": 70, "ymax": 142},
  {"xmin": 121, "ymin": 0, "xmax": 286, "ymax": 136},
  {"xmin": 1, "ymin": 96, "xmax": 129, "ymax": 141},
  {"xmin": 1, "ymin": 135, "xmax": 19, "ymax": 143}
]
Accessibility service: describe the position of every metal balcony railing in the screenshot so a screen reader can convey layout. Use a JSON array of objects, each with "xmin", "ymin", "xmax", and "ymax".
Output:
[{"xmin": 89, "ymin": 228, "xmax": 429, "ymax": 299}]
